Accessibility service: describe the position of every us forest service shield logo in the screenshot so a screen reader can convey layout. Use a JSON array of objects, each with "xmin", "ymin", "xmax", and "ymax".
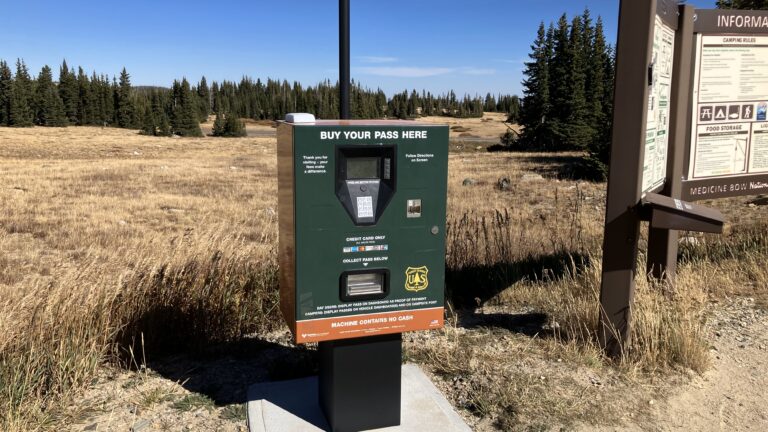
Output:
[{"xmin": 405, "ymin": 266, "xmax": 429, "ymax": 292}]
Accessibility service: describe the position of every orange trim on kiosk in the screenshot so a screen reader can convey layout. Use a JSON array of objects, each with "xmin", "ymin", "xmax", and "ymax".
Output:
[{"xmin": 296, "ymin": 308, "xmax": 444, "ymax": 343}]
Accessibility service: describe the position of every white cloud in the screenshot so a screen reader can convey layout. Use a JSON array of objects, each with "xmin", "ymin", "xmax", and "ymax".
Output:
[
  {"xmin": 495, "ymin": 58, "xmax": 527, "ymax": 65},
  {"xmin": 355, "ymin": 65, "xmax": 496, "ymax": 78},
  {"xmin": 356, "ymin": 67, "xmax": 455, "ymax": 78},
  {"xmin": 460, "ymin": 67, "xmax": 496, "ymax": 75},
  {"xmin": 358, "ymin": 56, "xmax": 398, "ymax": 64}
]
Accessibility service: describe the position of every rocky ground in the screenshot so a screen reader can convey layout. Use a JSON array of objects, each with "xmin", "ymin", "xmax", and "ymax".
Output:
[{"xmin": 643, "ymin": 297, "xmax": 767, "ymax": 431}]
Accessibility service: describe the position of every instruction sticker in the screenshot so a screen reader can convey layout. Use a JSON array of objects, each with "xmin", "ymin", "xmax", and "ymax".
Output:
[
  {"xmin": 642, "ymin": 15, "xmax": 676, "ymax": 194},
  {"xmin": 356, "ymin": 196, "xmax": 373, "ymax": 218}
]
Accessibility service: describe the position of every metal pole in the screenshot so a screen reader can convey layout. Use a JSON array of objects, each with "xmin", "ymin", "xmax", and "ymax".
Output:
[
  {"xmin": 339, "ymin": 0, "xmax": 350, "ymax": 119},
  {"xmin": 647, "ymin": 5, "xmax": 696, "ymax": 281},
  {"xmin": 317, "ymin": 2, "xmax": 403, "ymax": 431}
]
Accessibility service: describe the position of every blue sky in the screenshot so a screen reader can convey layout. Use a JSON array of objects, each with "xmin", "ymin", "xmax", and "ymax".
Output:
[{"xmin": 0, "ymin": 0, "xmax": 716, "ymax": 97}]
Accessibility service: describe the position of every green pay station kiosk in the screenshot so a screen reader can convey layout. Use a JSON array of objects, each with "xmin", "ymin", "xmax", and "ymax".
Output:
[{"xmin": 277, "ymin": 113, "xmax": 449, "ymax": 431}]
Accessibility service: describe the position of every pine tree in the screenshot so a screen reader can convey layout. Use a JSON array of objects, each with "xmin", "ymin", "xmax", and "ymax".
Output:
[
  {"xmin": 583, "ymin": 16, "xmax": 615, "ymax": 178},
  {"xmin": 197, "ymin": 76, "xmax": 211, "ymax": 121},
  {"xmin": 171, "ymin": 78, "xmax": 203, "ymax": 137},
  {"xmin": 716, "ymin": 0, "xmax": 768, "ymax": 8},
  {"xmin": 158, "ymin": 110, "xmax": 172, "ymax": 136},
  {"xmin": 116, "ymin": 67, "xmax": 135, "ymax": 128},
  {"xmin": 76, "ymin": 67, "xmax": 94, "ymax": 125},
  {"xmin": 1, "ymin": 58, "xmax": 519, "ymax": 130},
  {"xmin": 506, "ymin": 96, "xmax": 521, "ymax": 123},
  {"xmin": 140, "ymin": 104, "xmax": 156, "ymax": 136},
  {"xmin": 212, "ymin": 110, "xmax": 246, "ymax": 137},
  {"xmin": 547, "ymin": 15, "xmax": 572, "ymax": 148},
  {"xmin": 564, "ymin": 15, "xmax": 592, "ymax": 150},
  {"xmin": 34, "ymin": 65, "xmax": 67, "ymax": 126},
  {"xmin": 520, "ymin": 23, "xmax": 552, "ymax": 148},
  {"xmin": 212, "ymin": 109, "xmax": 226, "ymax": 136},
  {"xmin": 517, "ymin": 10, "xmax": 616, "ymax": 169},
  {"xmin": 149, "ymin": 90, "xmax": 167, "ymax": 135},
  {"xmin": 225, "ymin": 113, "xmax": 246, "ymax": 137},
  {"xmin": 0, "ymin": 61, "xmax": 12, "ymax": 126},
  {"xmin": 58, "ymin": 60, "xmax": 78, "ymax": 123},
  {"xmin": 586, "ymin": 16, "xmax": 607, "ymax": 134},
  {"xmin": 9, "ymin": 59, "xmax": 34, "ymax": 127}
]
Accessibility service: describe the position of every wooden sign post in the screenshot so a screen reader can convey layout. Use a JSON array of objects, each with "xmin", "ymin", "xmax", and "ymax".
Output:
[
  {"xmin": 599, "ymin": 0, "xmax": 725, "ymax": 355},
  {"xmin": 599, "ymin": 0, "xmax": 681, "ymax": 356}
]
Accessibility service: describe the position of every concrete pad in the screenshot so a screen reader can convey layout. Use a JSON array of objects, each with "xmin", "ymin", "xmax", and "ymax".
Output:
[{"xmin": 247, "ymin": 364, "xmax": 471, "ymax": 432}]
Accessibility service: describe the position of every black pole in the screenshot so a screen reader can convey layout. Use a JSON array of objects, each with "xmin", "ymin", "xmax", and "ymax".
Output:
[
  {"xmin": 339, "ymin": 0, "xmax": 350, "ymax": 119},
  {"xmin": 316, "ymin": 2, "xmax": 403, "ymax": 431}
]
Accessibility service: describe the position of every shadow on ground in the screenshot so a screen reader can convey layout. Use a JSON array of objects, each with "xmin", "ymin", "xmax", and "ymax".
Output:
[
  {"xmin": 457, "ymin": 311, "xmax": 550, "ymax": 337},
  {"xmin": 145, "ymin": 337, "xmax": 316, "ymax": 406},
  {"xmin": 446, "ymin": 251, "xmax": 589, "ymax": 309},
  {"xmin": 517, "ymin": 154, "xmax": 604, "ymax": 181}
]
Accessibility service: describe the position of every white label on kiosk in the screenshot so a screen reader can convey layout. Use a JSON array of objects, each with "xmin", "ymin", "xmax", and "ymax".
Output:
[{"xmin": 357, "ymin": 196, "xmax": 374, "ymax": 218}]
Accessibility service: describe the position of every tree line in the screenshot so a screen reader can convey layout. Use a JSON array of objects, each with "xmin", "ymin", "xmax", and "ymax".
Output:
[
  {"xmin": 0, "ymin": 59, "xmax": 520, "ymax": 136},
  {"xmin": 518, "ymin": 9, "xmax": 615, "ymax": 178},
  {"xmin": 208, "ymin": 78, "xmax": 518, "ymax": 120}
]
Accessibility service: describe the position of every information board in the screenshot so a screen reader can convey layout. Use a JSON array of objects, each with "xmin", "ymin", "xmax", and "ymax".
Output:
[
  {"xmin": 683, "ymin": 10, "xmax": 768, "ymax": 200},
  {"xmin": 642, "ymin": 15, "xmax": 677, "ymax": 193}
]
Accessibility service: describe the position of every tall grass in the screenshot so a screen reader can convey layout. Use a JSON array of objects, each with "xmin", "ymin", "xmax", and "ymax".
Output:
[
  {"xmin": 0, "ymin": 232, "xmax": 282, "ymax": 429},
  {"xmin": 0, "ymin": 126, "xmax": 283, "ymax": 429}
]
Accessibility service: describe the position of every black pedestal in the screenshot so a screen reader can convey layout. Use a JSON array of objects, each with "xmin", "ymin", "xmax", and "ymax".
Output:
[{"xmin": 318, "ymin": 333, "xmax": 402, "ymax": 432}]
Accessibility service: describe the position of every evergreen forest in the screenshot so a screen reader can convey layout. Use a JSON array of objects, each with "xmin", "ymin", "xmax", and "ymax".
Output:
[
  {"xmin": 0, "ymin": 58, "xmax": 520, "ymax": 137},
  {"xmin": 517, "ymin": 10, "xmax": 615, "ymax": 178}
]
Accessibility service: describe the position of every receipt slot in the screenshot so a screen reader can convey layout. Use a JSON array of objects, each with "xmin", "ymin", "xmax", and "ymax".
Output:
[{"xmin": 277, "ymin": 115, "xmax": 448, "ymax": 344}]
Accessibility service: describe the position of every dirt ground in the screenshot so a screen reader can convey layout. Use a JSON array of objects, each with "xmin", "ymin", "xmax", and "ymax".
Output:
[
  {"xmin": 579, "ymin": 298, "xmax": 767, "ymax": 432},
  {"xmin": 646, "ymin": 299, "xmax": 767, "ymax": 431}
]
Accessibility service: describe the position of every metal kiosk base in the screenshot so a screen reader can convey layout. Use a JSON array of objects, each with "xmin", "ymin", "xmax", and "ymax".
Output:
[{"xmin": 319, "ymin": 334, "xmax": 402, "ymax": 432}]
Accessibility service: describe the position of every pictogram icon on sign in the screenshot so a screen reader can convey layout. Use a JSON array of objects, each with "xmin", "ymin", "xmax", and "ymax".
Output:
[
  {"xmin": 714, "ymin": 106, "xmax": 727, "ymax": 121},
  {"xmin": 742, "ymin": 105, "xmax": 753, "ymax": 120},
  {"xmin": 728, "ymin": 105, "xmax": 740, "ymax": 120},
  {"xmin": 700, "ymin": 106, "xmax": 713, "ymax": 122}
]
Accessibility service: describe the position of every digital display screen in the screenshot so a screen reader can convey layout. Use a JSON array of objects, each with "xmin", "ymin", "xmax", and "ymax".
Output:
[{"xmin": 346, "ymin": 157, "xmax": 379, "ymax": 179}]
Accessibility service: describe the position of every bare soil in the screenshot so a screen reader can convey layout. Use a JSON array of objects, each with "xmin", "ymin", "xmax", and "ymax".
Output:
[{"xmin": 646, "ymin": 298, "xmax": 767, "ymax": 431}]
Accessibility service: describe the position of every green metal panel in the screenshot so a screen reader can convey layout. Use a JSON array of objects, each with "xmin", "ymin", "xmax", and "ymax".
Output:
[{"xmin": 289, "ymin": 123, "xmax": 448, "ymax": 342}]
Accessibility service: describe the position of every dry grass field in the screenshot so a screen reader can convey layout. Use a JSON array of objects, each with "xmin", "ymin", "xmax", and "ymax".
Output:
[
  {"xmin": 0, "ymin": 121, "xmax": 766, "ymax": 431},
  {"xmin": 417, "ymin": 112, "xmax": 518, "ymax": 139}
]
